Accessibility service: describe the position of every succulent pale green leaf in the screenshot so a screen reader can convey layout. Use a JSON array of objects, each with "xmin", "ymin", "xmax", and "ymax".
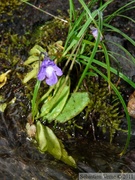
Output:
[
  {"xmin": 52, "ymin": 76, "xmax": 67, "ymax": 95},
  {"xmin": 36, "ymin": 121, "xmax": 61, "ymax": 158},
  {"xmin": 56, "ymin": 92, "xmax": 90, "ymax": 123},
  {"xmin": 23, "ymin": 62, "xmax": 39, "ymax": 83},
  {"xmin": 38, "ymin": 77, "xmax": 66, "ymax": 105},
  {"xmin": 44, "ymin": 126, "xmax": 62, "ymax": 160},
  {"xmin": 59, "ymin": 141, "xmax": 76, "ymax": 168},
  {"xmin": 29, "ymin": 45, "xmax": 46, "ymax": 56},
  {"xmin": 40, "ymin": 77, "xmax": 70, "ymax": 122},
  {"xmin": 36, "ymin": 121, "xmax": 47, "ymax": 152},
  {"xmin": 44, "ymin": 86, "xmax": 70, "ymax": 122},
  {"xmin": 23, "ymin": 44, "xmax": 46, "ymax": 83},
  {"xmin": 24, "ymin": 55, "xmax": 39, "ymax": 65},
  {"xmin": 35, "ymin": 122, "xmax": 76, "ymax": 167}
]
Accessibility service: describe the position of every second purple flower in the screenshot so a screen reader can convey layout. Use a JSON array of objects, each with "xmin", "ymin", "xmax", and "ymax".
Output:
[
  {"xmin": 90, "ymin": 26, "xmax": 103, "ymax": 41},
  {"xmin": 37, "ymin": 57, "xmax": 63, "ymax": 86}
]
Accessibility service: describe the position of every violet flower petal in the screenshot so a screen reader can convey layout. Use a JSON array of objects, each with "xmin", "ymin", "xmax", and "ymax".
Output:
[
  {"xmin": 45, "ymin": 65, "xmax": 54, "ymax": 77},
  {"xmin": 92, "ymin": 28, "xmax": 98, "ymax": 39},
  {"xmin": 46, "ymin": 71, "xmax": 58, "ymax": 86},
  {"xmin": 37, "ymin": 66, "xmax": 46, "ymax": 81},
  {"xmin": 41, "ymin": 58, "xmax": 54, "ymax": 67},
  {"xmin": 53, "ymin": 65, "xmax": 63, "ymax": 76},
  {"xmin": 90, "ymin": 26, "xmax": 103, "ymax": 41}
]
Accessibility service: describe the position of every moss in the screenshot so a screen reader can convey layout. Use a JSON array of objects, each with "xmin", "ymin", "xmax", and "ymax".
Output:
[
  {"xmin": 30, "ymin": 18, "xmax": 69, "ymax": 59},
  {"xmin": 0, "ymin": 32, "xmax": 30, "ymax": 66},
  {"xmin": 85, "ymin": 77, "xmax": 125, "ymax": 143},
  {"xmin": 0, "ymin": 0, "xmax": 22, "ymax": 14}
]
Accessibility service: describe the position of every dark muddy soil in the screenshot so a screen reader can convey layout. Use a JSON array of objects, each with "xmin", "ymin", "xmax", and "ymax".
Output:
[{"xmin": 0, "ymin": 0, "xmax": 135, "ymax": 179}]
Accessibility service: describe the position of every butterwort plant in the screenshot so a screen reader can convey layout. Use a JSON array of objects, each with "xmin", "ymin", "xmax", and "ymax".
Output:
[
  {"xmin": 31, "ymin": 54, "xmax": 63, "ymax": 120},
  {"xmin": 25, "ymin": 52, "xmax": 77, "ymax": 167}
]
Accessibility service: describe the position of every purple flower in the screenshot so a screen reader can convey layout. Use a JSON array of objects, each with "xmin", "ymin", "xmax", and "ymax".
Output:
[
  {"xmin": 90, "ymin": 26, "xmax": 103, "ymax": 41},
  {"xmin": 37, "ymin": 57, "xmax": 63, "ymax": 86}
]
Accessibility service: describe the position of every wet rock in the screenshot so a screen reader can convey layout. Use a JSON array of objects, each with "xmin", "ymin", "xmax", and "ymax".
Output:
[
  {"xmin": 123, "ymin": 149, "xmax": 135, "ymax": 172},
  {"xmin": 0, "ymin": 156, "xmax": 76, "ymax": 180},
  {"xmin": 77, "ymin": 162, "xmax": 96, "ymax": 173},
  {"xmin": 0, "ymin": 0, "xmax": 82, "ymax": 35},
  {"xmin": 105, "ymin": 35, "xmax": 135, "ymax": 79}
]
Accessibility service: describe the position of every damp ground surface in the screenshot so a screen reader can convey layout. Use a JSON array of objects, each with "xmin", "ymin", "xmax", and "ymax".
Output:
[{"xmin": 0, "ymin": 0, "xmax": 135, "ymax": 179}]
